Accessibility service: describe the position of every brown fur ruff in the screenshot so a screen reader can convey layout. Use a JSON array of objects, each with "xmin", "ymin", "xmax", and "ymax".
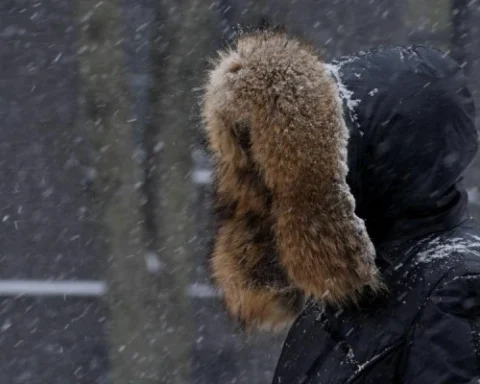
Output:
[{"xmin": 202, "ymin": 30, "xmax": 381, "ymax": 331}]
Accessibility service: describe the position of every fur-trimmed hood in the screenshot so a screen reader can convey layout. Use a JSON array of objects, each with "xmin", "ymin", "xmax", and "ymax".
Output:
[{"xmin": 201, "ymin": 30, "xmax": 380, "ymax": 331}]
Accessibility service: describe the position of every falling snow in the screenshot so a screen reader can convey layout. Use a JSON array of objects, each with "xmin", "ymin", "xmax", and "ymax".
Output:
[{"xmin": 2, "ymin": 0, "xmax": 480, "ymax": 383}]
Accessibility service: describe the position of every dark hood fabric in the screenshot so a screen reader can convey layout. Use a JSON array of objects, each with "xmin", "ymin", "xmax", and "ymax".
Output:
[
  {"xmin": 336, "ymin": 46, "xmax": 478, "ymax": 249},
  {"xmin": 273, "ymin": 46, "xmax": 480, "ymax": 384}
]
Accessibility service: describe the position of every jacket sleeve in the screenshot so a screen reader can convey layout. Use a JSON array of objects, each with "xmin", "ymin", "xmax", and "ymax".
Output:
[{"xmin": 401, "ymin": 274, "xmax": 480, "ymax": 384}]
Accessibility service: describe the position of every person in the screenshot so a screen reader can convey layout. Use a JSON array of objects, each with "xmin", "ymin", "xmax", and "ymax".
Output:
[
  {"xmin": 202, "ymin": 29, "xmax": 480, "ymax": 383},
  {"xmin": 272, "ymin": 46, "xmax": 480, "ymax": 383}
]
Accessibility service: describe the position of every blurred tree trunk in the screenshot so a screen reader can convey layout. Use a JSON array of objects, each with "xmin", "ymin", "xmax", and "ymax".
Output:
[
  {"xmin": 450, "ymin": 0, "xmax": 480, "ymax": 222},
  {"xmin": 76, "ymin": 1, "xmax": 167, "ymax": 383},
  {"xmin": 144, "ymin": 1, "xmax": 219, "ymax": 383},
  {"xmin": 451, "ymin": 0, "xmax": 471, "ymax": 71}
]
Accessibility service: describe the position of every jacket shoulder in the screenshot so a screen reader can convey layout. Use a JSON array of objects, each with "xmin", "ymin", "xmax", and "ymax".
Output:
[{"xmin": 400, "ymin": 259, "xmax": 480, "ymax": 383}]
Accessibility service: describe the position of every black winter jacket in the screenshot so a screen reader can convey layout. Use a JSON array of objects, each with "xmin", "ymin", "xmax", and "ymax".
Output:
[{"xmin": 273, "ymin": 46, "xmax": 480, "ymax": 384}]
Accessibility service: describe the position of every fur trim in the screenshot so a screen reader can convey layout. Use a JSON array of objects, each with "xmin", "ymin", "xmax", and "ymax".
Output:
[
  {"xmin": 202, "ymin": 30, "xmax": 381, "ymax": 330},
  {"xmin": 209, "ymin": 164, "xmax": 305, "ymax": 331}
]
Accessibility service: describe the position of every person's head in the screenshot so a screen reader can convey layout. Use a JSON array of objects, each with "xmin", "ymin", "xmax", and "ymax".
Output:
[{"xmin": 332, "ymin": 46, "xmax": 478, "ymax": 251}]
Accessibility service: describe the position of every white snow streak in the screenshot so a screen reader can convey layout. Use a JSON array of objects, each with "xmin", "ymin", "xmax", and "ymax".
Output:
[
  {"xmin": 144, "ymin": 251, "xmax": 165, "ymax": 274},
  {"xmin": 325, "ymin": 61, "xmax": 360, "ymax": 116},
  {"xmin": 467, "ymin": 187, "xmax": 480, "ymax": 206},
  {"xmin": 0, "ymin": 280, "xmax": 107, "ymax": 297},
  {"xmin": 186, "ymin": 283, "xmax": 220, "ymax": 298},
  {"xmin": 416, "ymin": 234, "xmax": 480, "ymax": 263},
  {"xmin": 192, "ymin": 169, "xmax": 212, "ymax": 185},
  {"xmin": 0, "ymin": 280, "xmax": 222, "ymax": 299}
]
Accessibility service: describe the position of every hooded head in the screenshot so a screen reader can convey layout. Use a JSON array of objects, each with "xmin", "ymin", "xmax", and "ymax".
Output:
[
  {"xmin": 202, "ymin": 32, "xmax": 477, "ymax": 330},
  {"xmin": 332, "ymin": 46, "xmax": 478, "ymax": 257}
]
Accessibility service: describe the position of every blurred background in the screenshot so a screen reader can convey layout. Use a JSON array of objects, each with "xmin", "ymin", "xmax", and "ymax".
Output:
[{"xmin": 0, "ymin": 0, "xmax": 479, "ymax": 383}]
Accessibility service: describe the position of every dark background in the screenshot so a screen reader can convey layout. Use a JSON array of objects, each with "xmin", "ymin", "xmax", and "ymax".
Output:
[{"xmin": 0, "ymin": 1, "xmax": 479, "ymax": 383}]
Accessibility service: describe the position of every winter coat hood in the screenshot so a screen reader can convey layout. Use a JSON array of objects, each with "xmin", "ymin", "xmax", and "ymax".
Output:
[
  {"xmin": 331, "ymin": 46, "xmax": 478, "ymax": 250},
  {"xmin": 202, "ymin": 30, "xmax": 380, "ymax": 330}
]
